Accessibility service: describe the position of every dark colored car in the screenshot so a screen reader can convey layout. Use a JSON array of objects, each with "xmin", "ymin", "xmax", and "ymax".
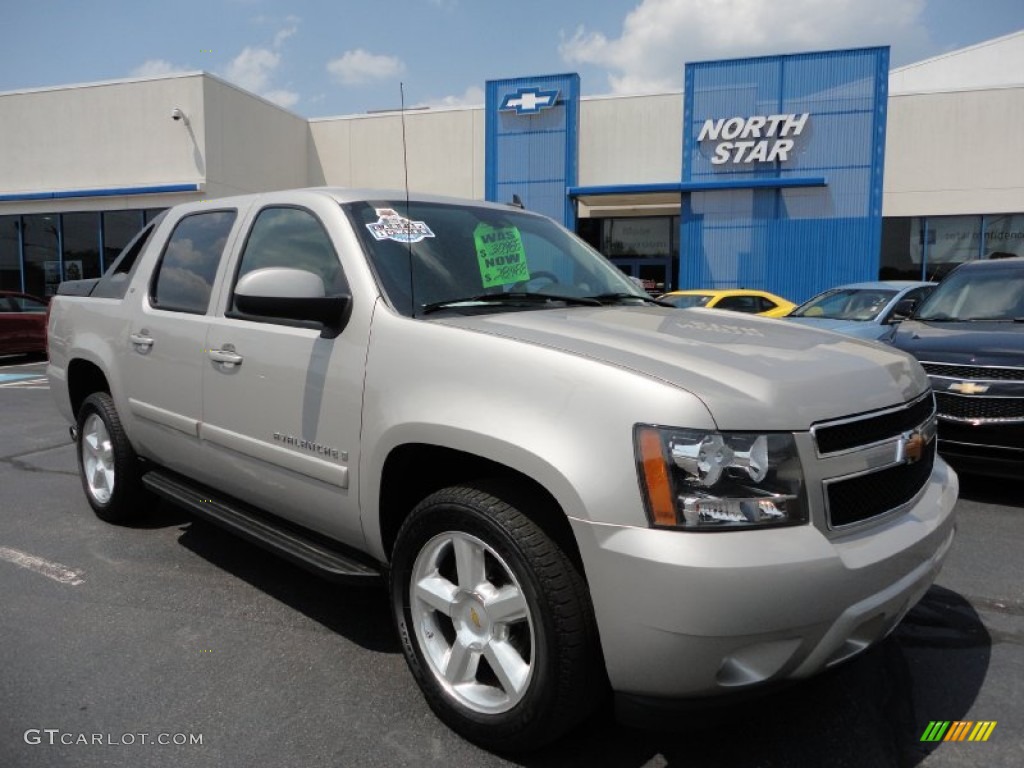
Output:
[
  {"xmin": 0, "ymin": 291, "xmax": 49, "ymax": 357},
  {"xmin": 888, "ymin": 258, "xmax": 1024, "ymax": 478}
]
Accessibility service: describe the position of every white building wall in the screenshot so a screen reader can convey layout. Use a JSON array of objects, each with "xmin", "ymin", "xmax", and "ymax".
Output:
[
  {"xmin": 578, "ymin": 93, "xmax": 683, "ymax": 186},
  {"xmin": 309, "ymin": 106, "xmax": 483, "ymax": 199},
  {"xmin": 202, "ymin": 77, "xmax": 309, "ymax": 198},
  {"xmin": 883, "ymin": 86, "xmax": 1024, "ymax": 217},
  {"xmin": 890, "ymin": 30, "xmax": 1024, "ymax": 93},
  {"xmin": 0, "ymin": 75, "xmax": 207, "ymax": 214}
]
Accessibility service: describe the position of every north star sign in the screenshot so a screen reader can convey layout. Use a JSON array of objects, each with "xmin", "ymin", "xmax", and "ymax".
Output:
[
  {"xmin": 499, "ymin": 87, "xmax": 559, "ymax": 115},
  {"xmin": 698, "ymin": 113, "xmax": 811, "ymax": 165}
]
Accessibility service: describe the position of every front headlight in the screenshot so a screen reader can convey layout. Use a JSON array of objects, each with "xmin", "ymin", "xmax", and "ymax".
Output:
[{"xmin": 634, "ymin": 425, "xmax": 807, "ymax": 531}]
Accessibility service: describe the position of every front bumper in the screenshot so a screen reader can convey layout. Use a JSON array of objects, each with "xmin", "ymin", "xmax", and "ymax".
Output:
[{"xmin": 571, "ymin": 458, "xmax": 958, "ymax": 699}]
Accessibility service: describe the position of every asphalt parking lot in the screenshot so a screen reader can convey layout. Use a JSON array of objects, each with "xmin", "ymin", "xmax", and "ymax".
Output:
[{"xmin": 1, "ymin": 355, "xmax": 1021, "ymax": 768}]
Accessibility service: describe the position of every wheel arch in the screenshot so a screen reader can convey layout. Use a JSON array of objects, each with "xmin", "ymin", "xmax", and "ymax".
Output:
[
  {"xmin": 377, "ymin": 443, "xmax": 585, "ymax": 576},
  {"xmin": 67, "ymin": 358, "xmax": 111, "ymax": 419}
]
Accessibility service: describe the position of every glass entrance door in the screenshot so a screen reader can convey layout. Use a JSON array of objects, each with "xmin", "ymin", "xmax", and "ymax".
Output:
[{"xmin": 611, "ymin": 258, "xmax": 671, "ymax": 295}]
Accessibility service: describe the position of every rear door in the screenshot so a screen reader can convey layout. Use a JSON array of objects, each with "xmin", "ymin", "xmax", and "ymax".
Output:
[
  {"xmin": 121, "ymin": 208, "xmax": 241, "ymax": 473},
  {"xmin": 200, "ymin": 202, "xmax": 369, "ymax": 547}
]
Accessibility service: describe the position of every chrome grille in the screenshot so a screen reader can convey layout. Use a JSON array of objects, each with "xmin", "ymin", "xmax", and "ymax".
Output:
[
  {"xmin": 812, "ymin": 393, "xmax": 935, "ymax": 456},
  {"xmin": 934, "ymin": 392, "xmax": 1024, "ymax": 423},
  {"xmin": 921, "ymin": 362, "xmax": 1024, "ymax": 382},
  {"xmin": 826, "ymin": 440, "xmax": 936, "ymax": 528}
]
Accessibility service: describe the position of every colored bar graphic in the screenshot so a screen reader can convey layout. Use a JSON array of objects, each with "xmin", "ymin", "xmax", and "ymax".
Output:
[
  {"xmin": 920, "ymin": 721, "xmax": 950, "ymax": 742},
  {"xmin": 920, "ymin": 720, "xmax": 996, "ymax": 742},
  {"xmin": 969, "ymin": 722, "xmax": 997, "ymax": 742}
]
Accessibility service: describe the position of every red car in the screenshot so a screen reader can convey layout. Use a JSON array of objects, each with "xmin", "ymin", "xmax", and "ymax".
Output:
[{"xmin": 0, "ymin": 291, "xmax": 49, "ymax": 357}]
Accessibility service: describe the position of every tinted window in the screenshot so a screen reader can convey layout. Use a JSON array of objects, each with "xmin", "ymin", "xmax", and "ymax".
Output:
[
  {"xmin": 103, "ymin": 211, "xmax": 145, "ymax": 270},
  {"xmin": 0, "ymin": 216, "xmax": 20, "ymax": 292},
  {"xmin": 62, "ymin": 212, "xmax": 101, "ymax": 281},
  {"xmin": 151, "ymin": 211, "xmax": 236, "ymax": 314},
  {"xmin": 231, "ymin": 207, "xmax": 346, "ymax": 315},
  {"xmin": 716, "ymin": 295, "xmax": 759, "ymax": 313},
  {"xmin": 21, "ymin": 214, "xmax": 60, "ymax": 297},
  {"xmin": 8, "ymin": 295, "xmax": 48, "ymax": 312}
]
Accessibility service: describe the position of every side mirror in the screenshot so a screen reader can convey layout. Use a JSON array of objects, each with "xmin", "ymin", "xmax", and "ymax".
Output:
[
  {"xmin": 888, "ymin": 298, "xmax": 918, "ymax": 323},
  {"xmin": 234, "ymin": 267, "xmax": 352, "ymax": 339}
]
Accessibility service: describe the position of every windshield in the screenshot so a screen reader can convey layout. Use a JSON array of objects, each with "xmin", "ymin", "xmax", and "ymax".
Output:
[
  {"xmin": 344, "ymin": 200, "xmax": 646, "ymax": 317},
  {"xmin": 662, "ymin": 294, "xmax": 713, "ymax": 309},
  {"xmin": 916, "ymin": 265, "xmax": 1024, "ymax": 321},
  {"xmin": 789, "ymin": 288, "xmax": 897, "ymax": 321}
]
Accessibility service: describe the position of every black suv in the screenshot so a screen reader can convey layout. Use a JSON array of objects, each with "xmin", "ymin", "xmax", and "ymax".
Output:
[{"xmin": 888, "ymin": 257, "xmax": 1024, "ymax": 478}]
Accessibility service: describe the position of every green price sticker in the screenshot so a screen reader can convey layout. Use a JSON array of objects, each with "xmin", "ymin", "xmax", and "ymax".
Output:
[{"xmin": 474, "ymin": 223, "xmax": 529, "ymax": 288}]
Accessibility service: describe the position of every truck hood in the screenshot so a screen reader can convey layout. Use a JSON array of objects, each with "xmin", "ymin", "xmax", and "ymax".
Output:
[
  {"xmin": 436, "ymin": 307, "xmax": 927, "ymax": 431},
  {"xmin": 890, "ymin": 320, "xmax": 1024, "ymax": 366}
]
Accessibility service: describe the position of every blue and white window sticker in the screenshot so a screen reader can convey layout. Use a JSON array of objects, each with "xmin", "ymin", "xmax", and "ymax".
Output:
[
  {"xmin": 366, "ymin": 208, "xmax": 435, "ymax": 243},
  {"xmin": 498, "ymin": 87, "xmax": 560, "ymax": 115}
]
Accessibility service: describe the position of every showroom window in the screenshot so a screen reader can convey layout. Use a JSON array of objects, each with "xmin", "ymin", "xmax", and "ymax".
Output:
[
  {"xmin": 21, "ymin": 214, "xmax": 61, "ymax": 298},
  {"xmin": 103, "ymin": 211, "xmax": 146, "ymax": 270},
  {"xmin": 61, "ymin": 212, "xmax": 101, "ymax": 282},
  {"xmin": 0, "ymin": 216, "xmax": 19, "ymax": 292},
  {"xmin": 881, "ymin": 213, "xmax": 1024, "ymax": 282}
]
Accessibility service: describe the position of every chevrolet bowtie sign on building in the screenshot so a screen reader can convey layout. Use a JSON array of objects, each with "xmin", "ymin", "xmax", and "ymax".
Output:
[{"xmin": 498, "ymin": 87, "xmax": 560, "ymax": 115}]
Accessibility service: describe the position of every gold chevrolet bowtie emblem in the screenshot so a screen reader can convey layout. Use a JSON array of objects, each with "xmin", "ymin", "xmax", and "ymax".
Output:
[
  {"xmin": 470, "ymin": 607, "xmax": 482, "ymax": 629},
  {"xmin": 948, "ymin": 381, "xmax": 989, "ymax": 395}
]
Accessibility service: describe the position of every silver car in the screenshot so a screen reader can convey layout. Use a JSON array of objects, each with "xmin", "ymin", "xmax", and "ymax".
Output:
[{"xmin": 786, "ymin": 280, "xmax": 936, "ymax": 340}]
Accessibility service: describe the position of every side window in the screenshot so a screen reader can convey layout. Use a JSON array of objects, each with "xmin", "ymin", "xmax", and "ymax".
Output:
[
  {"xmin": 151, "ymin": 211, "xmax": 236, "ymax": 314},
  {"xmin": 10, "ymin": 296, "xmax": 48, "ymax": 312},
  {"xmin": 717, "ymin": 295, "xmax": 758, "ymax": 313},
  {"xmin": 230, "ymin": 207, "xmax": 346, "ymax": 315}
]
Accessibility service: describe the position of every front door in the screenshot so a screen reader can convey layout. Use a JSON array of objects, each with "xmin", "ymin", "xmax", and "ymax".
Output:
[{"xmin": 200, "ymin": 204, "xmax": 369, "ymax": 548}]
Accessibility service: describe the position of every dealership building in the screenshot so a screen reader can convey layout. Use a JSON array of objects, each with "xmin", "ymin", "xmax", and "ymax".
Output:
[{"xmin": 1, "ymin": 30, "xmax": 1022, "ymax": 301}]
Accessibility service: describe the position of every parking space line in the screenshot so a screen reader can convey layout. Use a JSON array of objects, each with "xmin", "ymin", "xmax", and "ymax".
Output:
[{"xmin": 0, "ymin": 546, "xmax": 84, "ymax": 585}]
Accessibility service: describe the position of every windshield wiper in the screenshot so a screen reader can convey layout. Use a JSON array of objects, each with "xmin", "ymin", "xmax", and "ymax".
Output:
[
  {"xmin": 586, "ymin": 292, "xmax": 674, "ymax": 307},
  {"xmin": 421, "ymin": 291, "xmax": 601, "ymax": 315}
]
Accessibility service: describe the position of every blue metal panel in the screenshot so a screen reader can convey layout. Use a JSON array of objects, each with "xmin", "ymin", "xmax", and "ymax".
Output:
[
  {"xmin": 0, "ymin": 183, "xmax": 201, "ymax": 203},
  {"xmin": 681, "ymin": 48, "xmax": 889, "ymax": 302},
  {"xmin": 567, "ymin": 178, "xmax": 826, "ymax": 199},
  {"xmin": 485, "ymin": 74, "xmax": 579, "ymax": 228}
]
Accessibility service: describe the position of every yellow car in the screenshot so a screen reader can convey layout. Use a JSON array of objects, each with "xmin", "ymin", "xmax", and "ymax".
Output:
[{"xmin": 658, "ymin": 289, "xmax": 797, "ymax": 317}]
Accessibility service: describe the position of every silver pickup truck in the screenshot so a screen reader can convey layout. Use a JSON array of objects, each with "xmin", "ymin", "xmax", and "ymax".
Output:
[{"xmin": 48, "ymin": 188, "xmax": 958, "ymax": 751}]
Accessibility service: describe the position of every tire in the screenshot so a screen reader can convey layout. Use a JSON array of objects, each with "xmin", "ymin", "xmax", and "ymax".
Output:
[
  {"xmin": 76, "ymin": 392, "xmax": 145, "ymax": 523},
  {"xmin": 390, "ymin": 482, "xmax": 603, "ymax": 752}
]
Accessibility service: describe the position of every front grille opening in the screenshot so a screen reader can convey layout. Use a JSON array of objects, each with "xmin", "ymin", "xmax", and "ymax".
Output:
[
  {"xmin": 922, "ymin": 362, "xmax": 1024, "ymax": 382},
  {"xmin": 826, "ymin": 441, "xmax": 935, "ymax": 528},
  {"xmin": 814, "ymin": 394, "xmax": 934, "ymax": 455},
  {"xmin": 934, "ymin": 392, "xmax": 1024, "ymax": 422}
]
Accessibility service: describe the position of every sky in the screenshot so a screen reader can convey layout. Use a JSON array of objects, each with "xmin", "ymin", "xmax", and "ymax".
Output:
[{"xmin": 1, "ymin": 0, "xmax": 1022, "ymax": 117}]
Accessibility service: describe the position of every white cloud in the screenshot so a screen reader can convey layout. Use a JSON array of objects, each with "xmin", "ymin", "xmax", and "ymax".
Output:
[
  {"xmin": 221, "ymin": 47, "xmax": 298, "ymax": 109},
  {"xmin": 560, "ymin": 0, "xmax": 929, "ymax": 95},
  {"xmin": 417, "ymin": 85, "xmax": 484, "ymax": 108},
  {"xmin": 327, "ymin": 49, "xmax": 405, "ymax": 85},
  {"xmin": 224, "ymin": 46, "xmax": 280, "ymax": 93},
  {"xmin": 274, "ymin": 19, "xmax": 299, "ymax": 49},
  {"xmin": 131, "ymin": 59, "xmax": 190, "ymax": 78},
  {"xmin": 263, "ymin": 89, "xmax": 300, "ymax": 108}
]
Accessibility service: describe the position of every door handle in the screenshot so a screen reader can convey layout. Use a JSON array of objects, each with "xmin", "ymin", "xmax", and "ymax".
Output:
[
  {"xmin": 208, "ymin": 348, "xmax": 244, "ymax": 367},
  {"xmin": 129, "ymin": 333, "xmax": 154, "ymax": 350}
]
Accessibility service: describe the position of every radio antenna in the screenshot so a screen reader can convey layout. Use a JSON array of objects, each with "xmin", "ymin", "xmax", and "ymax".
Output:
[{"xmin": 400, "ymin": 81, "xmax": 417, "ymax": 316}]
